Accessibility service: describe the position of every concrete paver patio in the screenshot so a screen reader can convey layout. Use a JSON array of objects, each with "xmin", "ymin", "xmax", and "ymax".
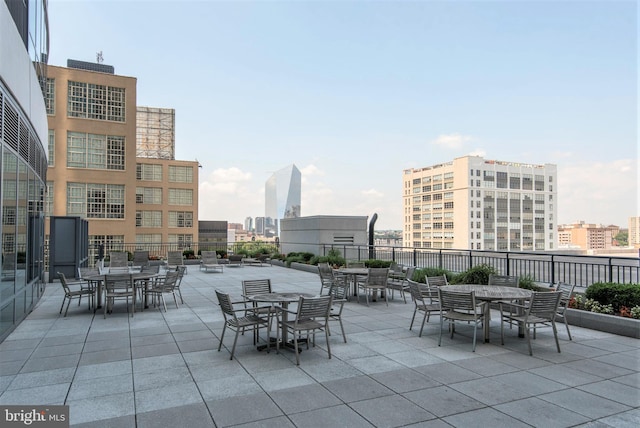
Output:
[{"xmin": 0, "ymin": 265, "xmax": 638, "ymax": 427}]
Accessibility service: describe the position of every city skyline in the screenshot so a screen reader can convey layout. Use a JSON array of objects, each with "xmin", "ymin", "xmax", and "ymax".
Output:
[{"xmin": 47, "ymin": 1, "xmax": 637, "ymax": 230}]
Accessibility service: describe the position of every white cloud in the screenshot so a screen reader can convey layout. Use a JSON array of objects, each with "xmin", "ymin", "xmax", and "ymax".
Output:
[
  {"xmin": 431, "ymin": 133, "xmax": 473, "ymax": 149},
  {"xmin": 362, "ymin": 188, "xmax": 384, "ymax": 198},
  {"xmin": 199, "ymin": 167, "xmax": 261, "ymax": 222}
]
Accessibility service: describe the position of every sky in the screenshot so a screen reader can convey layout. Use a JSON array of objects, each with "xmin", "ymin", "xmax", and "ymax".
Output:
[{"xmin": 47, "ymin": 0, "xmax": 638, "ymax": 230}]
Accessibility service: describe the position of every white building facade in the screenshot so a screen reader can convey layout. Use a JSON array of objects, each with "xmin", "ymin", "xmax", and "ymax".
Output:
[{"xmin": 403, "ymin": 156, "xmax": 557, "ymax": 251}]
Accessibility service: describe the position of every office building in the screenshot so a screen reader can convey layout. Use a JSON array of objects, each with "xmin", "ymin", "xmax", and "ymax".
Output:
[
  {"xmin": 244, "ymin": 216, "xmax": 253, "ymax": 233},
  {"xmin": 265, "ymin": 164, "xmax": 301, "ymax": 236},
  {"xmin": 628, "ymin": 217, "xmax": 639, "ymax": 248},
  {"xmin": 0, "ymin": 0, "xmax": 49, "ymax": 340},
  {"xmin": 403, "ymin": 155, "xmax": 557, "ymax": 251},
  {"xmin": 198, "ymin": 220, "xmax": 227, "ymax": 250},
  {"xmin": 558, "ymin": 221, "xmax": 617, "ymax": 251},
  {"xmin": 45, "ymin": 61, "xmax": 199, "ymax": 258}
]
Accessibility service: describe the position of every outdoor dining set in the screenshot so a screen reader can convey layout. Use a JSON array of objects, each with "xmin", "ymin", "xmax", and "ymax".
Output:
[
  {"xmin": 57, "ymin": 253, "xmax": 575, "ymax": 366},
  {"xmin": 56, "ymin": 250, "xmax": 187, "ymax": 319}
]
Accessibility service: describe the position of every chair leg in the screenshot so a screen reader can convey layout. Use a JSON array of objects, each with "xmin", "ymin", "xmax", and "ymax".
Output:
[
  {"xmin": 325, "ymin": 326, "xmax": 332, "ymax": 359},
  {"xmin": 338, "ymin": 319, "xmax": 347, "ymax": 343},
  {"xmin": 419, "ymin": 311, "xmax": 427, "ymax": 337},
  {"xmin": 230, "ymin": 329, "xmax": 240, "ymax": 360},
  {"xmin": 410, "ymin": 308, "xmax": 417, "ymax": 330},
  {"xmin": 563, "ymin": 316, "xmax": 572, "ymax": 340},
  {"xmin": 293, "ymin": 329, "xmax": 300, "ymax": 365},
  {"xmin": 60, "ymin": 297, "xmax": 66, "ymax": 315},
  {"xmin": 525, "ymin": 326, "xmax": 533, "ymax": 356},
  {"xmin": 552, "ymin": 321, "xmax": 561, "ymax": 353},
  {"xmin": 218, "ymin": 324, "xmax": 227, "ymax": 352}
]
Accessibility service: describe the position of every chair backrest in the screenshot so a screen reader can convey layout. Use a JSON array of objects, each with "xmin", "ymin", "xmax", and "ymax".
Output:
[
  {"xmin": 167, "ymin": 251, "xmax": 184, "ymax": 266},
  {"xmin": 133, "ymin": 251, "xmax": 149, "ymax": 267},
  {"xmin": 527, "ymin": 291, "xmax": 562, "ymax": 319},
  {"xmin": 404, "ymin": 266, "xmax": 416, "ymax": 282},
  {"xmin": 201, "ymin": 251, "xmax": 218, "ymax": 264},
  {"xmin": 318, "ymin": 263, "xmax": 335, "ymax": 284},
  {"xmin": 242, "ymin": 279, "xmax": 272, "ymax": 297},
  {"xmin": 109, "ymin": 251, "xmax": 129, "ymax": 268},
  {"xmin": 426, "ymin": 275, "xmax": 448, "ymax": 287},
  {"xmin": 438, "ymin": 288, "xmax": 479, "ymax": 314},
  {"xmin": 407, "ymin": 279, "xmax": 427, "ymax": 304},
  {"xmin": 215, "ymin": 290, "xmax": 236, "ymax": 319},
  {"xmin": 109, "ymin": 267, "xmax": 130, "ymax": 274},
  {"xmin": 329, "ymin": 279, "xmax": 350, "ymax": 300},
  {"xmin": 366, "ymin": 268, "xmax": 390, "ymax": 287},
  {"xmin": 488, "ymin": 274, "xmax": 519, "ymax": 287},
  {"xmin": 296, "ymin": 295, "xmax": 333, "ymax": 321},
  {"xmin": 347, "ymin": 261, "xmax": 366, "ymax": 268},
  {"xmin": 555, "ymin": 282, "xmax": 575, "ymax": 305},
  {"xmin": 57, "ymin": 272, "xmax": 71, "ymax": 293},
  {"xmin": 389, "ymin": 262, "xmax": 404, "ymax": 276},
  {"xmin": 158, "ymin": 271, "xmax": 179, "ymax": 291},
  {"xmin": 104, "ymin": 274, "xmax": 133, "ymax": 292}
]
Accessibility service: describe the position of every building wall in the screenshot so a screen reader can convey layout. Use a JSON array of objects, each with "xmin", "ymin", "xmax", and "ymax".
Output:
[
  {"xmin": 0, "ymin": 0, "xmax": 49, "ymax": 341},
  {"xmin": 280, "ymin": 215, "xmax": 368, "ymax": 258},
  {"xmin": 558, "ymin": 221, "xmax": 617, "ymax": 251},
  {"xmin": 45, "ymin": 64, "xmax": 198, "ymax": 257},
  {"xmin": 403, "ymin": 155, "xmax": 557, "ymax": 251},
  {"xmin": 629, "ymin": 217, "xmax": 640, "ymax": 248}
]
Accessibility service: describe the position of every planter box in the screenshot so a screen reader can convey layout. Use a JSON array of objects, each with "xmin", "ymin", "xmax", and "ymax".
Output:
[
  {"xmin": 565, "ymin": 308, "xmax": 640, "ymax": 339},
  {"xmin": 289, "ymin": 261, "xmax": 319, "ymax": 274}
]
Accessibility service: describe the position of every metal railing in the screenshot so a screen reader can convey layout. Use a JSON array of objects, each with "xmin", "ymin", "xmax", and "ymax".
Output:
[
  {"xmin": 42, "ymin": 241, "xmax": 639, "ymax": 291},
  {"xmin": 320, "ymin": 244, "xmax": 639, "ymax": 290}
]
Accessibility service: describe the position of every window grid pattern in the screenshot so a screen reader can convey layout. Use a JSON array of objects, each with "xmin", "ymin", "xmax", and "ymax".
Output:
[
  {"xmin": 67, "ymin": 132, "xmax": 125, "ymax": 170},
  {"xmin": 47, "ymin": 130, "xmax": 54, "ymax": 166},
  {"xmin": 168, "ymin": 211, "xmax": 193, "ymax": 228},
  {"xmin": 45, "ymin": 78, "xmax": 55, "ymax": 115},
  {"xmin": 136, "ymin": 164, "xmax": 162, "ymax": 181},
  {"xmin": 67, "ymin": 182, "xmax": 125, "ymax": 219},
  {"xmin": 168, "ymin": 189, "xmax": 193, "ymax": 205},
  {"xmin": 168, "ymin": 165, "xmax": 193, "ymax": 183},
  {"xmin": 168, "ymin": 234, "xmax": 193, "ymax": 245},
  {"xmin": 45, "ymin": 182, "xmax": 53, "ymax": 217},
  {"xmin": 67, "ymin": 81, "xmax": 125, "ymax": 122},
  {"xmin": 135, "ymin": 187, "xmax": 162, "ymax": 204},
  {"xmin": 136, "ymin": 210, "xmax": 162, "ymax": 228}
]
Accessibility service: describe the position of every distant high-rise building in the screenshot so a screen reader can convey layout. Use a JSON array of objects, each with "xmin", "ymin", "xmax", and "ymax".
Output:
[
  {"xmin": 629, "ymin": 217, "xmax": 640, "ymax": 248},
  {"xmin": 255, "ymin": 217, "xmax": 265, "ymax": 235},
  {"xmin": 403, "ymin": 155, "xmax": 557, "ymax": 251},
  {"xmin": 265, "ymin": 164, "xmax": 301, "ymax": 236},
  {"xmin": 244, "ymin": 217, "xmax": 253, "ymax": 232}
]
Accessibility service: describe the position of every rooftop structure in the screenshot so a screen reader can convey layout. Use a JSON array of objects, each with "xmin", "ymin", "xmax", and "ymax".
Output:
[
  {"xmin": 265, "ymin": 164, "xmax": 301, "ymax": 236},
  {"xmin": 136, "ymin": 106, "xmax": 175, "ymax": 159}
]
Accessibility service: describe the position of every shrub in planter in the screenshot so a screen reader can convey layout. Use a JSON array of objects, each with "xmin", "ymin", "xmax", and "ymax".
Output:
[
  {"xmin": 451, "ymin": 264, "xmax": 497, "ymax": 285},
  {"xmin": 364, "ymin": 259, "xmax": 392, "ymax": 268},
  {"xmin": 585, "ymin": 282, "xmax": 640, "ymax": 313},
  {"xmin": 182, "ymin": 249, "xmax": 195, "ymax": 259}
]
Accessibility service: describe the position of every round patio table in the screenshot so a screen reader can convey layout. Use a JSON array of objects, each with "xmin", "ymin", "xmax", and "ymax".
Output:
[
  {"xmin": 85, "ymin": 271, "xmax": 159, "ymax": 310},
  {"xmin": 248, "ymin": 292, "xmax": 315, "ymax": 352},
  {"xmin": 440, "ymin": 284, "xmax": 532, "ymax": 342}
]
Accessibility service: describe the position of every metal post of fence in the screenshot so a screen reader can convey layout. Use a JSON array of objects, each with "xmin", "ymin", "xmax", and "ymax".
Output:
[
  {"xmin": 550, "ymin": 254, "xmax": 555, "ymax": 285},
  {"xmin": 506, "ymin": 252, "xmax": 510, "ymax": 275}
]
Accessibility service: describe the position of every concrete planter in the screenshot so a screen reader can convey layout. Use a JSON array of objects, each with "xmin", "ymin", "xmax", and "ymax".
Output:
[
  {"xmin": 565, "ymin": 308, "xmax": 640, "ymax": 339},
  {"xmin": 289, "ymin": 261, "xmax": 320, "ymax": 274}
]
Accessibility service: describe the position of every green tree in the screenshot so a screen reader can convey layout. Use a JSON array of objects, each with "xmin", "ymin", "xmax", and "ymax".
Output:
[{"xmin": 614, "ymin": 231, "xmax": 628, "ymax": 246}]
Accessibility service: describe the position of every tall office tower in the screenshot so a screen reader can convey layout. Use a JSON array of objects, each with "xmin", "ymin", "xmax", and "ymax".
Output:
[
  {"xmin": 265, "ymin": 164, "xmax": 301, "ymax": 236},
  {"xmin": 255, "ymin": 217, "xmax": 265, "ymax": 236},
  {"xmin": 629, "ymin": 217, "xmax": 640, "ymax": 248},
  {"xmin": 136, "ymin": 106, "xmax": 175, "ymax": 159},
  {"xmin": 403, "ymin": 155, "xmax": 557, "ymax": 251},
  {"xmin": 1, "ymin": 0, "xmax": 49, "ymax": 340},
  {"xmin": 45, "ymin": 61, "xmax": 200, "ymax": 258},
  {"xmin": 244, "ymin": 217, "xmax": 253, "ymax": 232}
]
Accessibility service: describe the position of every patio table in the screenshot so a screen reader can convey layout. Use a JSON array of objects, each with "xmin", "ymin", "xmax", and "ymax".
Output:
[
  {"xmin": 248, "ymin": 292, "xmax": 315, "ymax": 352},
  {"xmin": 86, "ymin": 271, "xmax": 159, "ymax": 311},
  {"xmin": 440, "ymin": 284, "xmax": 532, "ymax": 342},
  {"xmin": 334, "ymin": 267, "xmax": 369, "ymax": 298}
]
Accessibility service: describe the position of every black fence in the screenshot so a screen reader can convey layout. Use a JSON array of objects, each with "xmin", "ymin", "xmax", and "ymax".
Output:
[
  {"xmin": 43, "ymin": 241, "xmax": 639, "ymax": 291},
  {"xmin": 320, "ymin": 244, "xmax": 639, "ymax": 291}
]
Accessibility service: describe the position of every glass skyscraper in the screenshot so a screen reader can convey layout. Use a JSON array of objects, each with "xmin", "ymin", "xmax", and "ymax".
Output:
[{"xmin": 265, "ymin": 164, "xmax": 301, "ymax": 237}]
